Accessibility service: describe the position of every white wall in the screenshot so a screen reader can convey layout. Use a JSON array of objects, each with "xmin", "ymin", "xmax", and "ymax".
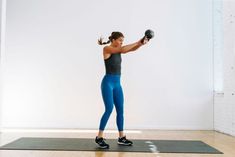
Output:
[
  {"xmin": 0, "ymin": 0, "xmax": 2, "ymax": 132},
  {"xmin": 0, "ymin": 0, "xmax": 213, "ymax": 130},
  {"xmin": 0, "ymin": 0, "xmax": 7, "ymax": 132},
  {"xmin": 214, "ymin": 0, "xmax": 235, "ymax": 136}
]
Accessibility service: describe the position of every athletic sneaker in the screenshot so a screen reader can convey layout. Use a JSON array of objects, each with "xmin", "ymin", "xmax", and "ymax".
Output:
[
  {"xmin": 95, "ymin": 136, "xmax": 109, "ymax": 149},
  {"xmin": 117, "ymin": 136, "xmax": 133, "ymax": 146}
]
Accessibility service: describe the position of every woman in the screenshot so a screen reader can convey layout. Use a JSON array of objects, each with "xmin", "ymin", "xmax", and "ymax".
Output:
[{"xmin": 95, "ymin": 32, "xmax": 149, "ymax": 149}]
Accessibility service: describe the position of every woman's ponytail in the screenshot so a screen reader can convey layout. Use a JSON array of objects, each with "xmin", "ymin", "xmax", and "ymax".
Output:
[{"xmin": 98, "ymin": 37, "xmax": 111, "ymax": 45}]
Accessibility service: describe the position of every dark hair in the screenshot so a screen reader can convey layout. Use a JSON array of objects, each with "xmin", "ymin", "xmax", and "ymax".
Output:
[{"xmin": 98, "ymin": 32, "xmax": 124, "ymax": 45}]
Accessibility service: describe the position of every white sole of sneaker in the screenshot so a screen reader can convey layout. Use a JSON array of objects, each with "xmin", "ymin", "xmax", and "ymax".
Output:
[
  {"xmin": 98, "ymin": 146, "xmax": 109, "ymax": 149},
  {"xmin": 96, "ymin": 144, "xmax": 109, "ymax": 149},
  {"xmin": 117, "ymin": 142, "xmax": 133, "ymax": 146},
  {"xmin": 95, "ymin": 142, "xmax": 109, "ymax": 149}
]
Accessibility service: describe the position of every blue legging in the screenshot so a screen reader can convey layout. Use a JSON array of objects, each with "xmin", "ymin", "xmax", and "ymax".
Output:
[{"xmin": 99, "ymin": 74, "xmax": 124, "ymax": 131}]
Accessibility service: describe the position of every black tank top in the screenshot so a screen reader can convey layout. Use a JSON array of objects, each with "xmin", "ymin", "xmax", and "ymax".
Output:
[{"xmin": 104, "ymin": 53, "xmax": 122, "ymax": 75}]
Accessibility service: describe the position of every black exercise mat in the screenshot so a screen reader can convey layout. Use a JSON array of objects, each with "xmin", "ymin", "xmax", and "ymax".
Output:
[{"xmin": 0, "ymin": 137, "xmax": 223, "ymax": 154}]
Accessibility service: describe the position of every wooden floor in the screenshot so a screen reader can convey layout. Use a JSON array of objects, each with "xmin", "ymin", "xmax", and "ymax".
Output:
[{"xmin": 0, "ymin": 130, "xmax": 235, "ymax": 157}]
